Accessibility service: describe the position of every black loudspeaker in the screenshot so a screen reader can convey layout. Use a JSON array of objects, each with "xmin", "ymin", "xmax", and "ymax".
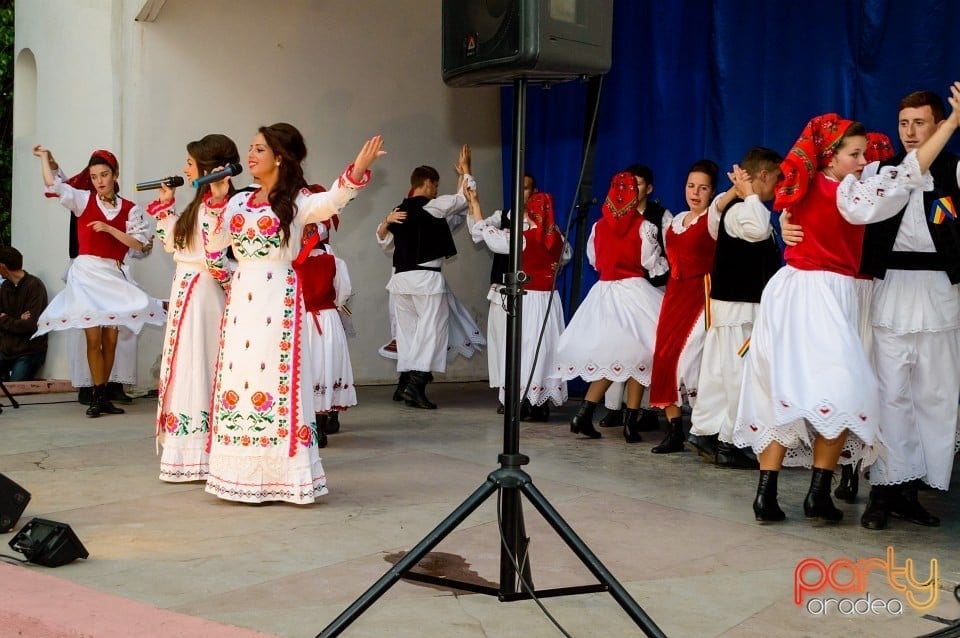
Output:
[
  {"xmin": 0, "ymin": 473, "xmax": 31, "ymax": 533},
  {"xmin": 442, "ymin": 0, "xmax": 613, "ymax": 87},
  {"xmin": 9, "ymin": 518, "xmax": 89, "ymax": 567}
]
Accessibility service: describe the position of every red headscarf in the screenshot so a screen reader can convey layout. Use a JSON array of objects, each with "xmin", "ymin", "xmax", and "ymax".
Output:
[
  {"xmin": 865, "ymin": 132, "xmax": 895, "ymax": 164},
  {"xmin": 774, "ymin": 113, "xmax": 853, "ymax": 211},
  {"xmin": 525, "ymin": 192, "xmax": 561, "ymax": 252},
  {"xmin": 46, "ymin": 149, "xmax": 120, "ymax": 200},
  {"xmin": 67, "ymin": 149, "xmax": 120, "ymax": 193},
  {"xmin": 600, "ymin": 171, "xmax": 641, "ymax": 236}
]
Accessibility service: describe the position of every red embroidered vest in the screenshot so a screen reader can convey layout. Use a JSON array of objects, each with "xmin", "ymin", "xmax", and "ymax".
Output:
[
  {"xmin": 594, "ymin": 214, "xmax": 646, "ymax": 281},
  {"xmin": 665, "ymin": 214, "xmax": 716, "ymax": 281},
  {"xmin": 523, "ymin": 227, "xmax": 564, "ymax": 291},
  {"xmin": 299, "ymin": 252, "xmax": 337, "ymax": 312},
  {"xmin": 783, "ymin": 173, "xmax": 864, "ymax": 276},
  {"xmin": 77, "ymin": 195, "xmax": 134, "ymax": 262}
]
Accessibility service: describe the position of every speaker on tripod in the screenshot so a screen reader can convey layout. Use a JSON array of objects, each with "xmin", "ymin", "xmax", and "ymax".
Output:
[
  {"xmin": 0, "ymin": 473, "xmax": 31, "ymax": 533},
  {"xmin": 442, "ymin": 0, "xmax": 613, "ymax": 87},
  {"xmin": 318, "ymin": 3, "xmax": 665, "ymax": 635}
]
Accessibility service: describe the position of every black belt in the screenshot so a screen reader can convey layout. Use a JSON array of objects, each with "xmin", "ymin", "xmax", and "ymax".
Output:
[
  {"xmin": 886, "ymin": 251, "xmax": 949, "ymax": 271},
  {"xmin": 395, "ymin": 265, "xmax": 442, "ymax": 273}
]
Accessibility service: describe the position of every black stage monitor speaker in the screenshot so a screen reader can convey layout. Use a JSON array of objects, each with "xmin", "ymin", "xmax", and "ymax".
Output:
[
  {"xmin": 442, "ymin": 0, "xmax": 613, "ymax": 87},
  {"xmin": 9, "ymin": 518, "xmax": 89, "ymax": 567},
  {"xmin": 0, "ymin": 473, "xmax": 31, "ymax": 533}
]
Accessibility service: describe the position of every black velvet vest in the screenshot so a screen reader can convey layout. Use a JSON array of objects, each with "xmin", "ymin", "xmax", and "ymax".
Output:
[
  {"xmin": 710, "ymin": 197, "xmax": 782, "ymax": 303},
  {"xmin": 489, "ymin": 209, "xmax": 511, "ymax": 286},
  {"xmin": 642, "ymin": 200, "xmax": 669, "ymax": 287},
  {"xmin": 390, "ymin": 196, "xmax": 458, "ymax": 273},
  {"xmin": 860, "ymin": 151, "xmax": 960, "ymax": 283}
]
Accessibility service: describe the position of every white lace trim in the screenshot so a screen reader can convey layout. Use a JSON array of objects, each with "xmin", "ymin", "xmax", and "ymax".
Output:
[{"xmin": 559, "ymin": 362, "xmax": 651, "ymax": 385}]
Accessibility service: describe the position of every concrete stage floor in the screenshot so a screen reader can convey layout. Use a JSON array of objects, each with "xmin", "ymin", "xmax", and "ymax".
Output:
[{"xmin": 1, "ymin": 383, "xmax": 958, "ymax": 637}]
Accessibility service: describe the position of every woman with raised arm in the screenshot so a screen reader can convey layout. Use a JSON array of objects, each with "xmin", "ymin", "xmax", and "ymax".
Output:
[
  {"xmin": 200, "ymin": 123, "xmax": 383, "ymax": 504},
  {"xmin": 33, "ymin": 145, "xmax": 166, "ymax": 418}
]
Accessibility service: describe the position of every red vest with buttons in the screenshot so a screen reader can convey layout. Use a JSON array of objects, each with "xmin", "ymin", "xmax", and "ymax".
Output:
[{"xmin": 76, "ymin": 194, "xmax": 134, "ymax": 262}]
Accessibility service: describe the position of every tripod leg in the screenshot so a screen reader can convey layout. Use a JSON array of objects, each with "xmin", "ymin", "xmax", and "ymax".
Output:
[
  {"xmin": 520, "ymin": 480, "xmax": 668, "ymax": 638},
  {"xmin": 0, "ymin": 381, "xmax": 18, "ymax": 409},
  {"xmin": 499, "ymin": 487, "xmax": 533, "ymax": 595},
  {"xmin": 317, "ymin": 476, "xmax": 500, "ymax": 638}
]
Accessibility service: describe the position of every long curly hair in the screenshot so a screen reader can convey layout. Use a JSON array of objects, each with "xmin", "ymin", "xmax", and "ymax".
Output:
[
  {"xmin": 259, "ymin": 123, "xmax": 309, "ymax": 246},
  {"xmin": 175, "ymin": 134, "xmax": 240, "ymax": 250}
]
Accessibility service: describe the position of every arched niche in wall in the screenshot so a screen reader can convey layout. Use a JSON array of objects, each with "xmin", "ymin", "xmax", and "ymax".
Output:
[{"xmin": 14, "ymin": 48, "xmax": 37, "ymax": 138}]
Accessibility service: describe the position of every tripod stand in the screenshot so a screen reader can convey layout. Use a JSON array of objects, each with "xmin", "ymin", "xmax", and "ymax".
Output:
[
  {"xmin": 0, "ymin": 379, "xmax": 20, "ymax": 413},
  {"xmin": 317, "ymin": 78, "xmax": 665, "ymax": 638}
]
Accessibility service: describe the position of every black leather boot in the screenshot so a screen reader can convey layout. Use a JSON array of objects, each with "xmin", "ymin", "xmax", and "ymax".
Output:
[
  {"xmin": 860, "ymin": 485, "xmax": 891, "ymax": 530},
  {"xmin": 97, "ymin": 384, "xmax": 125, "ymax": 415},
  {"xmin": 622, "ymin": 408, "xmax": 642, "ymax": 443},
  {"xmin": 403, "ymin": 371, "xmax": 437, "ymax": 409},
  {"xmin": 753, "ymin": 470, "xmax": 786, "ymax": 522},
  {"xmin": 393, "ymin": 372, "xmax": 410, "ymax": 402},
  {"xmin": 519, "ymin": 398, "xmax": 532, "ymax": 421},
  {"xmin": 715, "ymin": 441, "xmax": 759, "ymax": 469},
  {"xmin": 803, "ymin": 468, "xmax": 843, "ymax": 522},
  {"xmin": 85, "ymin": 385, "xmax": 102, "ymax": 418},
  {"xmin": 687, "ymin": 433, "xmax": 718, "ymax": 461},
  {"xmin": 528, "ymin": 402, "xmax": 550, "ymax": 422},
  {"xmin": 78, "ymin": 386, "xmax": 94, "ymax": 406},
  {"xmin": 834, "ymin": 462, "xmax": 859, "ymax": 503},
  {"xmin": 570, "ymin": 400, "xmax": 601, "ymax": 438},
  {"xmin": 599, "ymin": 406, "xmax": 624, "ymax": 427},
  {"xmin": 325, "ymin": 411, "xmax": 341, "ymax": 435},
  {"xmin": 651, "ymin": 417, "xmax": 685, "ymax": 453},
  {"xmin": 314, "ymin": 413, "xmax": 329, "ymax": 448},
  {"xmin": 636, "ymin": 409, "xmax": 661, "ymax": 431},
  {"xmin": 106, "ymin": 381, "xmax": 133, "ymax": 404},
  {"xmin": 889, "ymin": 482, "xmax": 940, "ymax": 527}
]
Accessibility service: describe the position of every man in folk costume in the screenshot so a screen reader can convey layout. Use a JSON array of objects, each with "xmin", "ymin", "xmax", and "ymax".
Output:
[
  {"xmin": 556, "ymin": 171, "xmax": 667, "ymax": 441},
  {"xmin": 467, "ymin": 189, "xmax": 569, "ymax": 421},
  {"xmin": 377, "ymin": 145, "xmax": 473, "ymax": 409},
  {"xmin": 688, "ymin": 148, "xmax": 783, "ymax": 469},
  {"xmin": 857, "ymin": 90, "xmax": 960, "ymax": 530}
]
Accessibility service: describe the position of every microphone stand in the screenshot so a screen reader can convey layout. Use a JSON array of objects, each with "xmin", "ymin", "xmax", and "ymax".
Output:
[{"xmin": 317, "ymin": 77, "xmax": 666, "ymax": 638}]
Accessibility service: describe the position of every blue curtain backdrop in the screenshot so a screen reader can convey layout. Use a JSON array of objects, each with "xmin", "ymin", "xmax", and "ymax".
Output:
[{"xmin": 501, "ymin": 0, "xmax": 960, "ymax": 315}]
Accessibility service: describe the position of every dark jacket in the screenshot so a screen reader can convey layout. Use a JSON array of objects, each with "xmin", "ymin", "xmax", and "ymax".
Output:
[{"xmin": 0, "ymin": 272, "xmax": 48, "ymax": 357}]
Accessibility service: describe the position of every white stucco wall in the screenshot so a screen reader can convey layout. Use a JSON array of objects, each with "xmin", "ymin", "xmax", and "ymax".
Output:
[{"xmin": 14, "ymin": 0, "xmax": 502, "ymax": 387}]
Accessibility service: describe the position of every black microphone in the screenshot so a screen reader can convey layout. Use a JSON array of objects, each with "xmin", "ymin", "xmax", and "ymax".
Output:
[
  {"xmin": 193, "ymin": 163, "xmax": 243, "ymax": 188},
  {"xmin": 135, "ymin": 175, "xmax": 185, "ymax": 191}
]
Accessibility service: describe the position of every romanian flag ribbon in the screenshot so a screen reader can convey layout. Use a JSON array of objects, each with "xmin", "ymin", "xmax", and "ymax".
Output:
[{"xmin": 929, "ymin": 196, "xmax": 957, "ymax": 224}]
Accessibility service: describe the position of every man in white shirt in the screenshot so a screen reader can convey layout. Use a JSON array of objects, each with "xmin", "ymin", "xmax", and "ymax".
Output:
[{"xmin": 376, "ymin": 145, "xmax": 473, "ymax": 409}]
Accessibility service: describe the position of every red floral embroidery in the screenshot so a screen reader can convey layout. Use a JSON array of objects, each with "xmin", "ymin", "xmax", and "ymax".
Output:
[
  {"xmin": 229, "ymin": 214, "xmax": 245, "ymax": 234},
  {"xmin": 257, "ymin": 215, "xmax": 279, "ymax": 234},
  {"xmin": 250, "ymin": 391, "xmax": 274, "ymax": 413},
  {"xmin": 222, "ymin": 389, "xmax": 240, "ymax": 410},
  {"xmin": 296, "ymin": 425, "xmax": 312, "ymax": 445}
]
